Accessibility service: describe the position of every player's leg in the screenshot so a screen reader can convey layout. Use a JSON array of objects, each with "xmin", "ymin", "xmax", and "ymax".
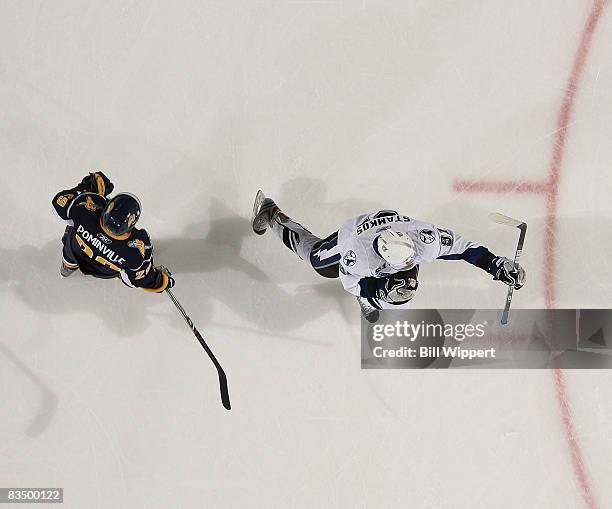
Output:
[
  {"xmin": 269, "ymin": 212, "xmax": 339, "ymax": 276},
  {"xmin": 252, "ymin": 190, "xmax": 340, "ymax": 278},
  {"xmin": 60, "ymin": 226, "xmax": 79, "ymax": 277},
  {"xmin": 308, "ymin": 231, "xmax": 340, "ymax": 278}
]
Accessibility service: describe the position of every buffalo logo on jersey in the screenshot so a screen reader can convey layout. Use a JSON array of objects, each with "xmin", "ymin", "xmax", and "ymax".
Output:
[
  {"xmin": 84, "ymin": 196, "xmax": 98, "ymax": 212},
  {"xmin": 419, "ymin": 229, "xmax": 435, "ymax": 244},
  {"xmin": 343, "ymin": 250, "xmax": 357, "ymax": 267},
  {"xmin": 128, "ymin": 238, "xmax": 149, "ymax": 257}
]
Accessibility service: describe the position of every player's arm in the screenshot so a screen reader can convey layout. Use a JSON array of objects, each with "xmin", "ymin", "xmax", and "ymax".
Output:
[
  {"xmin": 121, "ymin": 263, "xmax": 174, "ymax": 292},
  {"xmin": 52, "ymin": 171, "xmax": 114, "ymax": 220},
  {"xmin": 435, "ymin": 227, "xmax": 525, "ymax": 289},
  {"xmin": 119, "ymin": 235, "xmax": 174, "ymax": 293},
  {"xmin": 338, "ymin": 269, "xmax": 363, "ymax": 297}
]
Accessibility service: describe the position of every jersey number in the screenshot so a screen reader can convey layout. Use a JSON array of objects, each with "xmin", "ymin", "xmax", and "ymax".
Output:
[
  {"xmin": 134, "ymin": 268, "xmax": 147, "ymax": 280},
  {"xmin": 75, "ymin": 234, "xmax": 121, "ymax": 272},
  {"xmin": 438, "ymin": 228, "xmax": 453, "ymax": 247}
]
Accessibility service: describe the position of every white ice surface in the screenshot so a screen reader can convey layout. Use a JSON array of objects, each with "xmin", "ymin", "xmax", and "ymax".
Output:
[{"xmin": 1, "ymin": 2, "xmax": 611, "ymax": 508}]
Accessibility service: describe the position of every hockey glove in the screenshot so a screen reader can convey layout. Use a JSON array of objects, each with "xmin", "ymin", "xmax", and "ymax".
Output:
[
  {"xmin": 488, "ymin": 256, "xmax": 525, "ymax": 290},
  {"xmin": 379, "ymin": 274, "xmax": 418, "ymax": 303},
  {"xmin": 156, "ymin": 265, "xmax": 175, "ymax": 290},
  {"xmin": 77, "ymin": 171, "xmax": 114, "ymax": 196},
  {"xmin": 360, "ymin": 267, "xmax": 419, "ymax": 304}
]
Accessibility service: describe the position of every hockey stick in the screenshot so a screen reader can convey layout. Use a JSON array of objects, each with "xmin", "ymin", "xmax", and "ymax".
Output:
[
  {"xmin": 166, "ymin": 289, "xmax": 231, "ymax": 410},
  {"xmin": 489, "ymin": 213, "xmax": 527, "ymax": 325}
]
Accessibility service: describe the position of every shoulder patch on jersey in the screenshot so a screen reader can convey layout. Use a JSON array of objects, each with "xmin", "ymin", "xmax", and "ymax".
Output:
[
  {"xmin": 84, "ymin": 195, "xmax": 98, "ymax": 211},
  {"xmin": 419, "ymin": 229, "xmax": 435, "ymax": 244},
  {"xmin": 343, "ymin": 250, "xmax": 357, "ymax": 267},
  {"xmin": 128, "ymin": 238, "xmax": 150, "ymax": 257},
  {"xmin": 68, "ymin": 192, "xmax": 106, "ymax": 218},
  {"xmin": 73, "ymin": 193, "xmax": 105, "ymax": 212}
]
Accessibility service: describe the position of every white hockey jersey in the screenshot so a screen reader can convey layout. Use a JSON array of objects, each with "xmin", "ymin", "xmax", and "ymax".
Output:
[{"xmin": 336, "ymin": 211, "xmax": 490, "ymax": 297}]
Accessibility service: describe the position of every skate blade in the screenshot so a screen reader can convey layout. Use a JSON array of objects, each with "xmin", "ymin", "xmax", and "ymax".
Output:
[{"xmin": 251, "ymin": 189, "xmax": 267, "ymax": 235}]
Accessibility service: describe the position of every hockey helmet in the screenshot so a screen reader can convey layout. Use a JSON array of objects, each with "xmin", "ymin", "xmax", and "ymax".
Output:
[
  {"xmin": 374, "ymin": 230, "xmax": 417, "ymax": 270},
  {"xmin": 101, "ymin": 193, "xmax": 141, "ymax": 237}
]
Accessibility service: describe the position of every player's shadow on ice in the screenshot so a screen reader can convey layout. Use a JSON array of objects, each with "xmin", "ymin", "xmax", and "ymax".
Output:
[
  {"xmin": 0, "ymin": 343, "xmax": 59, "ymax": 437},
  {"xmin": 155, "ymin": 181, "xmax": 384, "ymax": 332},
  {"xmin": 155, "ymin": 199, "xmax": 343, "ymax": 333},
  {"xmin": 0, "ymin": 241, "xmax": 157, "ymax": 336}
]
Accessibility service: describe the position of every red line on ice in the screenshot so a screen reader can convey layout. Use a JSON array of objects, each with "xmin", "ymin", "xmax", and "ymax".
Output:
[
  {"xmin": 544, "ymin": 0, "xmax": 606, "ymax": 310},
  {"xmin": 554, "ymin": 369, "xmax": 598, "ymax": 509},
  {"xmin": 452, "ymin": 2, "xmax": 607, "ymax": 507}
]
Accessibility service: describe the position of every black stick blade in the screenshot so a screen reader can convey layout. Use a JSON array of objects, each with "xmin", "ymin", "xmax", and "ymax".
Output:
[
  {"xmin": 193, "ymin": 328, "xmax": 231, "ymax": 411},
  {"xmin": 218, "ymin": 371, "xmax": 231, "ymax": 410}
]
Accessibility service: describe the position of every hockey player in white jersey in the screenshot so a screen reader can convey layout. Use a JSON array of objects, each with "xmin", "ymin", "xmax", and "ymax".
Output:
[{"xmin": 251, "ymin": 191, "xmax": 526, "ymax": 322}]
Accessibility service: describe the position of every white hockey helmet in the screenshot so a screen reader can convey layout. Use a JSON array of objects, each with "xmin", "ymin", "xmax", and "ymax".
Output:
[{"xmin": 375, "ymin": 230, "xmax": 417, "ymax": 270}]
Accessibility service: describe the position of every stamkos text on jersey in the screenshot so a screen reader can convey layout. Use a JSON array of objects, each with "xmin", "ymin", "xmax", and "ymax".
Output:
[
  {"xmin": 76, "ymin": 225, "xmax": 126, "ymax": 265},
  {"xmin": 356, "ymin": 215, "xmax": 410, "ymax": 235}
]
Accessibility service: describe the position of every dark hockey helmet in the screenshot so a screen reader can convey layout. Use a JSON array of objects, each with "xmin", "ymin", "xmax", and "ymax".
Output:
[{"xmin": 101, "ymin": 193, "xmax": 141, "ymax": 237}]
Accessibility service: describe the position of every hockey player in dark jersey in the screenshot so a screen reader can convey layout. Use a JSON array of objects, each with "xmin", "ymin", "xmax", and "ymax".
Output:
[{"xmin": 52, "ymin": 172, "xmax": 173, "ymax": 293}]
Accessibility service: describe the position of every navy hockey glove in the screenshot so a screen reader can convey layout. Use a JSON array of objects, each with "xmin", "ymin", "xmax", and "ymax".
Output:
[
  {"xmin": 487, "ymin": 256, "xmax": 525, "ymax": 290},
  {"xmin": 359, "ymin": 267, "xmax": 419, "ymax": 304},
  {"xmin": 157, "ymin": 266, "xmax": 175, "ymax": 291},
  {"xmin": 379, "ymin": 273, "xmax": 418, "ymax": 303},
  {"xmin": 78, "ymin": 171, "xmax": 114, "ymax": 196}
]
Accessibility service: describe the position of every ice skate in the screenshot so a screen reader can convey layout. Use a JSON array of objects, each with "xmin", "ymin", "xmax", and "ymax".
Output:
[
  {"xmin": 60, "ymin": 260, "xmax": 78, "ymax": 278},
  {"xmin": 357, "ymin": 297, "xmax": 379, "ymax": 323},
  {"xmin": 251, "ymin": 190, "xmax": 280, "ymax": 235}
]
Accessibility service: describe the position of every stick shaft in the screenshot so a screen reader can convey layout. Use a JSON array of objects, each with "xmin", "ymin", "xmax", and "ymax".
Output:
[
  {"xmin": 501, "ymin": 223, "xmax": 527, "ymax": 325},
  {"xmin": 167, "ymin": 289, "xmax": 231, "ymax": 410}
]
